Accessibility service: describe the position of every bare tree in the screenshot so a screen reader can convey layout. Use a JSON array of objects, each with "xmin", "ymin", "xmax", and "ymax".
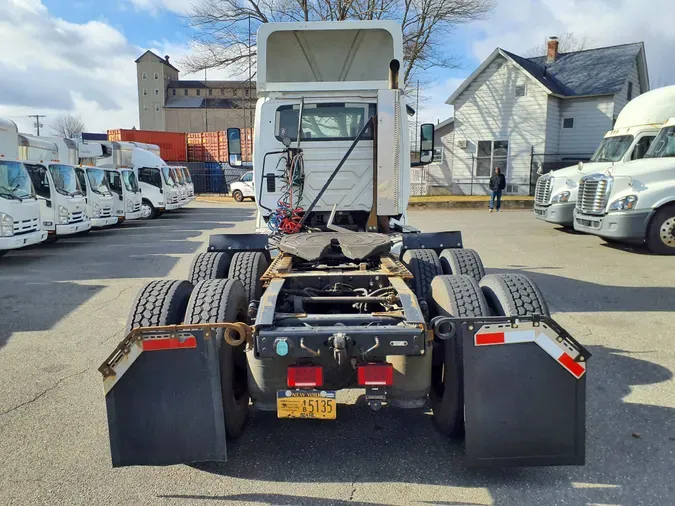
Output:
[
  {"xmin": 51, "ymin": 113, "xmax": 86, "ymax": 138},
  {"xmin": 181, "ymin": 0, "xmax": 495, "ymax": 88},
  {"xmin": 524, "ymin": 32, "xmax": 592, "ymax": 58}
]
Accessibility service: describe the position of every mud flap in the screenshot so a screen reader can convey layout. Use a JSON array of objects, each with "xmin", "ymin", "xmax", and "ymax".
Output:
[
  {"xmin": 103, "ymin": 329, "xmax": 226, "ymax": 467},
  {"xmin": 462, "ymin": 319, "xmax": 588, "ymax": 467}
]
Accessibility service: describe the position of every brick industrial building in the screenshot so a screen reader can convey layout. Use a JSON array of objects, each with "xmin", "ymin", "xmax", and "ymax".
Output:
[{"xmin": 135, "ymin": 50, "xmax": 256, "ymax": 133}]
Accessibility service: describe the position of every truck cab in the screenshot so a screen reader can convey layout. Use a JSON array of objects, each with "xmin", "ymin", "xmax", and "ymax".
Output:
[
  {"xmin": 0, "ymin": 118, "xmax": 47, "ymax": 256},
  {"xmin": 20, "ymin": 135, "xmax": 91, "ymax": 238},
  {"xmin": 104, "ymin": 168, "xmax": 142, "ymax": 223},
  {"xmin": 74, "ymin": 165, "xmax": 118, "ymax": 228},
  {"xmin": 178, "ymin": 166, "xmax": 195, "ymax": 201},
  {"xmin": 533, "ymin": 86, "xmax": 675, "ymax": 227},
  {"xmin": 229, "ymin": 170, "xmax": 254, "ymax": 202},
  {"xmin": 573, "ymin": 117, "xmax": 675, "ymax": 254},
  {"xmin": 170, "ymin": 166, "xmax": 189, "ymax": 206}
]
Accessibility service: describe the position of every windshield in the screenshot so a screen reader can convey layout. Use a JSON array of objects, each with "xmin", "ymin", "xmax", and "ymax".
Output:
[
  {"xmin": 276, "ymin": 102, "xmax": 376, "ymax": 141},
  {"xmin": 644, "ymin": 126, "xmax": 675, "ymax": 158},
  {"xmin": 49, "ymin": 164, "xmax": 82, "ymax": 196},
  {"xmin": 161, "ymin": 166, "xmax": 176, "ymax": 187},
  {"xmin": 181, "ymin": 168, "xmax": 192, "ymax": 183},
  {"xmin": 87, "ymin": 168, "xmax": 112, "ymax": 196},
  {"xmin": 121, "ymin": 170, "xmax": 140, "ymax": 192},
  {"xmin": 590, "ymin": 135, "xmax": 634, "ymax": 162},
  {"xmin": 0, "ymin": 160, "xmax": 34, "ymax": 200},
  {"xmin": 171, "ymin": 167, "xmax": 184, "ymax": 184}
]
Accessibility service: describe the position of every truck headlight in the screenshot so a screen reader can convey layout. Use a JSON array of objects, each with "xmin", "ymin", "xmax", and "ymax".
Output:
[
  {"xmin": 127, "ymin": 199, "xmax": 134, "ymax": 212},
  {"xmin": 551, "ymin": 191, "xmax": 571, "ymax": 203},
  {"xmin": 58, "ymin": 205, "xmax": 69, "ymax": 225},
  {"xmin": 92, "ymin": 203, "xmax": 101, "ymax": 218},
  {"xmin": 0, "ymin": 213, "xmax": 14, "ymax": 237},
  {"xmin": 608, "ymin": 195, "xmax": 638, "ymax": 211}
]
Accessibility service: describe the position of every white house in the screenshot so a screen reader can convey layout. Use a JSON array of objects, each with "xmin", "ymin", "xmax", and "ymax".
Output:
[{"xmin": 442, "ymin": 38, "xmax": 649, "ymax": 195}]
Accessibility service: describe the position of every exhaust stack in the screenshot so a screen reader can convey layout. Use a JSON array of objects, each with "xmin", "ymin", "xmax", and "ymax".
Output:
[{"xmin": 389, "ymin": 59, "xmax": 400, "ymax": 90}]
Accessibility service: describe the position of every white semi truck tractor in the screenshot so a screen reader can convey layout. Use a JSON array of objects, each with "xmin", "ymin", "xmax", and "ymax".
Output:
[
  {"xmin": 534, "ymin": 85, "xmax": 675, "ymax": 227},
  {"xmin": 100, "ymin": 21, "xmax": 590, "ymax": 469},
  {"xmin": 574, "ymin": 116, "xmax": 675, "ymax": 254},
  {"xmin": 0, "ymin": 119, "xmax": 47, "ymax": 256},
  {"xmin": 19, "ymin": 134, "xmax": 91, "ymax": 239}
]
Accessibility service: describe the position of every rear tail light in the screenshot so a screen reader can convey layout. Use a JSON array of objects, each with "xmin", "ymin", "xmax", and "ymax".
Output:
[
  {"xmin": 357, "ymin": 363, "xmax": 394, "ymax": 386},
  {"xmin": 287, "ymin": 365, "xmax": 323, "ymax": 388}
]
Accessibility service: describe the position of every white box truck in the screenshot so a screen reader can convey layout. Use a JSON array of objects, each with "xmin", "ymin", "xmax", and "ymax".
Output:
[
  {"xmin": 19, "ymin": 134, "xmax": 91, "ymax": 239},
  {"xmin": 574, "ymin": 116, "xmax": 675, "ymax": 254},
  {"xmin": 0, "ymin": 119, "xmax": 47, "ymax": 256},
  {"xmin": 533, "ymin": 85, "xmax": 675, "ymax": 227}
]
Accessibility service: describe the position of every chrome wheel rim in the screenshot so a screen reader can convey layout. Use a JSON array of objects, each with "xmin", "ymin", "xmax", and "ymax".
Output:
[
  {"xmin": 140, "ymin": 203, "xmax": 152, "ymax": 219},
  {"xmin": 660, "ymin": 217, "xmax": 675, "ymax": 248}
]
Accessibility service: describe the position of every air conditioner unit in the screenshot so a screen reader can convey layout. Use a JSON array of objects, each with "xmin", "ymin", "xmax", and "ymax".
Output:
[{"xmin": 456, "ymin": 139, "xmax": 468, "ymax": 149}]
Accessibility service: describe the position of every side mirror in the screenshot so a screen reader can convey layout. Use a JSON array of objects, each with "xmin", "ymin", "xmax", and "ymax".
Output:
[
  {"xmin": 419, "ymin": 123, "xmax": 435, "ymax": 165},
  {"xmin": 227, "ymin": 128, "xmax": 242, "ymax": 167}
]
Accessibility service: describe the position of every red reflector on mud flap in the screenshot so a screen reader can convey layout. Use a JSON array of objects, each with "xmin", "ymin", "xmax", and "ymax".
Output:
[
  {"xmin": 357, "ymin": 363, "xmax": 394, "ymax": 386},
  {"xmin": 287, "ymin": 365, "xmax": 324, "ymax": 388},
  {"xmin": 142, "ymin": 335, "xmax": 197, "ymax": 351}
]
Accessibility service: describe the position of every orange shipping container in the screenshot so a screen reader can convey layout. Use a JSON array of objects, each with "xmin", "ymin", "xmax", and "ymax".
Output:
[{"xmin": 107, "ymin": 129, "xmax": 187, "ymax": 162}]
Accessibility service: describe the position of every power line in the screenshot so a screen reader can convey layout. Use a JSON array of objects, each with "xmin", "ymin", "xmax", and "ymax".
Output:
[{"xmin": 27, "ymin": 114, "xmax": 46, "ymax": 136}]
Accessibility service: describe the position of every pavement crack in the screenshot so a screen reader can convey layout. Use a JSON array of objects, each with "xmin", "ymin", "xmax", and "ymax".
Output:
[
  {"xmin": 0, "ymin": 368, "xmax": 88, "ymax": 418},
  {"xmin": 348, "ymin": 481, "xmax": 356, "ymax": 501}
]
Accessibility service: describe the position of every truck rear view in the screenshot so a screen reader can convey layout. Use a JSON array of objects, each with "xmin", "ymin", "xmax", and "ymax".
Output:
[{"xmin": 99, "ymin": 21, "xmax": 589, "ymax": 469}]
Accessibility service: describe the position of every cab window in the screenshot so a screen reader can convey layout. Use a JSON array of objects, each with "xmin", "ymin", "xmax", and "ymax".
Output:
[
  {"xmin": 75, "ymin": 168, "xmax": 88, "ymax": 192},
  {"xmin": 107, "ymin": 171, "xmax": 123, "ymax": 194},
  {"xmin": 24, "ymin": 164, "xmax": 51, "ymax": 199},
  {"xmin": 241, "ymin": 172, "xmax": 253, "ymax": 183},
  {"xmin": 631, "ymin": 136, "xmax": 656, "ymax": 160},
  {"xmin": 138, "ymin": 167, "xmax": 162, "ymax": 188}
]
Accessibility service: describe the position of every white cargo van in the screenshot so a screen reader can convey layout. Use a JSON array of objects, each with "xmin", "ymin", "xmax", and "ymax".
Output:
[
  {"xmin": 574, "ymin": 117, "xmax": 675, "ymax": 254},
  {"xmin": 20, "ymin": 135, "xmax": 91, "ymax": 238},
  {"xmin": 533, "ymin": 85, "xmax": 675, "ymax": 227},
  {"xmin": 229, "ymin": 170, "xmax": 255, "ymax": 202},
  {"xmin": 0, "ymin": 119, "xmax": 47, "ymax": 255}
]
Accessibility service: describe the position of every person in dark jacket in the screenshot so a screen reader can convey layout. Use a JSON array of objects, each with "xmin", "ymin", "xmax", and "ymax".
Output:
[{"xmin": 489, "ymin": 167, "xmax": 506, "ymax": 212}]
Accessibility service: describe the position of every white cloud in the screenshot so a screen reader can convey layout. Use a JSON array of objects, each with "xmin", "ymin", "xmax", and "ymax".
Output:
[
  {"xmin": 128, "ymin": 0, "xmax": 194, "ymax": 15},
  {"xmin": 0, "ymin": 0, "xmax": 140, "ymax": 134}
]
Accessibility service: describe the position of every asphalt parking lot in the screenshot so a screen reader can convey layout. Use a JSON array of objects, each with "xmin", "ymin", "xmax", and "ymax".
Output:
[{"xmin": 0, "ymin": 201, "xmax": 673, "ymax": 506}]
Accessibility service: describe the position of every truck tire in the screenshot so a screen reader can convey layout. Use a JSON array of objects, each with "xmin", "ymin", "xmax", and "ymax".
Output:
[
  {"xmin": 402, "ymin": 249, "xmax": 443, "ymax": 301},
  {"xmin": 646, "ymin": 204, "xmax": 675, "ymax": 255},
  {"xmin": 188, "ymin": 252, "xmax": 231, "ymax": 285},
  {"xmin": 232, "ymin": 190, "xmax": 244, "ymax": 202},
  {"xmin": 429, "ymin": 275, "xmax": 489, "ymax": 438},
  {"xmin": 479, "ymin": 273, "xmax": 550, "ymax": 317},
  {"xmin": 228, "ymin": 251, "xmax": 269, "ymax": 303},
  {"xmin": 126, "ymin": 279, "xmax": 194, "ymax": 332},
  {"xmin": 184, "ymin": 279, "xmax": 250, "ymax": 438},
  {"xmin": 439, "ymin": 248, "xmax": 485, "ymax": 282},
  {"xmin": 141, "ymin": 199, "xmax": 156, "ymax": 219}
]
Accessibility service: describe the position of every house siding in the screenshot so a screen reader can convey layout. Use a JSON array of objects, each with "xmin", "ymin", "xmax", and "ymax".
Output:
[
  {"xmin": 452, "ymin": 55, "xmax": 548, "ymax": 195},
  {"xmin": 558, "ymin": 96, "xmax": 614, "ymax": 154},
  {"xmin": 427, "ymin": 122, "xmax": 454, "ymax": 194},
  {"xmin": 544, "ymin": 97, "xmax": 561, "ymax": 153},
  {"xmin": 614, "ymin": 59, "xmax": 642, "ymax": 119}
]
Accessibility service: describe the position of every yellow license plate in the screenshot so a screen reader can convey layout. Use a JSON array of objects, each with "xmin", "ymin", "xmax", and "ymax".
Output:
[{"xmin": 276, "ymin": 390, "xmax": 337, "ymax": 419}]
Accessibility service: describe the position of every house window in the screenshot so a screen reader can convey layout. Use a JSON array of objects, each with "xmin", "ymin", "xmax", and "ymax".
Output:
[
  {"xmin": 172, "ymin": 89, "xmax": 176, "ymax": 96},
  {"xmin": 184, "ymin": 89, "xmax": 188, "ymax": 96},
  {"xmin": 155, "ymin": 104, "xmax": 160, "ymax": 112},
  {"xmin": 563, "ymin": 118, "xmax": 574, "ymax": 129},
  {"xmin": 476, "ymin": 140, "xmax": 508, "ymax": 177},
  {"xmin": 154, "ymin": 89, "xmax": 159, "ymax": 96},
  {"xmin": 208, "ymin": 89, "xmax": 213, "ymax": 96},
  {"xmin": 233, "ymin": 89, "xmax": 238, "ymax": 97},
  {"xmin": 143, "ymin": 88, "xmax": 147, "ymax": 96},
  {"xmin": 196, "ymin": 89, "xmax": 201, "ymax": 96},
  {"xmin": 627, "ymin": 82, "xmax": 633, "ymax": 101},
  {"xmin": 245, "ymin": 89, "xmax": 250, "ymax": 97},
  {"xmin": 515, "ymin": 85, "xmax": 526, "ymax": 97},
  {"xmin": 432, "ymin": 147, "xmax": 443, "ymax": 163},
  {"xmin": 142, "ymin": 72, "xmax": 147, "ymax": 80},
  {"xmin": 154, "ymin": 72, "xmax": 159, "ymax": 80}
]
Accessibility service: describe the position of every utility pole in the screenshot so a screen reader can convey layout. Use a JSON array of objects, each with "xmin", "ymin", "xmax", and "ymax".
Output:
[
  {"xmin": 248, "ymin": 15, "xmax": 253, "ymax": 131},
  {"xmin": 415, "ymin": 80, "xmax": 420, "ymax": 158},
  {"xmin": 28, "ymin": 114, "xmax": 46, "ymax": 136},
  {"xmin": 204, "ymin": 68, "xmax": 209, "ymax": 132}
]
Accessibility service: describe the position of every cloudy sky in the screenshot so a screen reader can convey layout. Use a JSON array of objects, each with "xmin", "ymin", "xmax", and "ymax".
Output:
[{"xmin": 2, "ymin": 0, "xmax": 675, "ymax": 135}]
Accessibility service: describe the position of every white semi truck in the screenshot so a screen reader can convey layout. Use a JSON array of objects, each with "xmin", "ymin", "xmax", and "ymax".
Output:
[
  {"xmin": 533, "ymin": 85, "xmax": 675, "ymax": 227},
  {"xmin": 100, "ymin": 21, "xmax": 589, "ymax": 469},
  {"xmin": 0, "ymin": 119, "xmax": 47, "ymax": 256},
  {"xmin": 574, "ymin": 116, "xmax": 675, "ymax": 254},
  {"xmin": 19, "ymin": 134, "xmax": 91, "ymax": 239}
]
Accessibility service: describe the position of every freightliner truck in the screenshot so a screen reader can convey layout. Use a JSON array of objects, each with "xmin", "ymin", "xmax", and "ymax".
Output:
[
  {"xmin": 534, "ymin": 85, "xmax": 675, "ymax": 228},
  {"xmin": 100, "ymin": 21, "xmax": 590, "ymax": 469}
]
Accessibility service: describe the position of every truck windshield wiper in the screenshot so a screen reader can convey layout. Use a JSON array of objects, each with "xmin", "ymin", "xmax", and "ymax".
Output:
[{"xmin": 0, "ymin": 191, "xmax": 22, "ymax": 201}]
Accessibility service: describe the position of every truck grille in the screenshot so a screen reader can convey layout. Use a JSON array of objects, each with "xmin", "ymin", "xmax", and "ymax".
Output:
[
  {"xmin": 133, "ymin": 202, "xmax": 141, "ymax": 213},
  {"xmin": 69, "ymin": 211, "xmax": 85, "ymax": 224},
  {"xmin": 535, "ymin": 177, "xmax": 553, "ymax": 205},
  {"xmin": 13, "ymin": 217, "xmax": 39, "ymax": 236},
  {"xmin": 577, "ymin": 176, "xmax": 610, "ymax": 215},
  {"xmin": 101, "ymin": 207, "xmax": 113, "ymax": 218}
]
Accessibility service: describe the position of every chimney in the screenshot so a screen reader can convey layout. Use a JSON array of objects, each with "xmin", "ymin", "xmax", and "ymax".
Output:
[
  {"xmin": 164, "ymin": 55, "xmax": 170, "ymax": 63},
  {"xmin": 547, "ymin": 37, "xmax": 559, "ymax": 63}
]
